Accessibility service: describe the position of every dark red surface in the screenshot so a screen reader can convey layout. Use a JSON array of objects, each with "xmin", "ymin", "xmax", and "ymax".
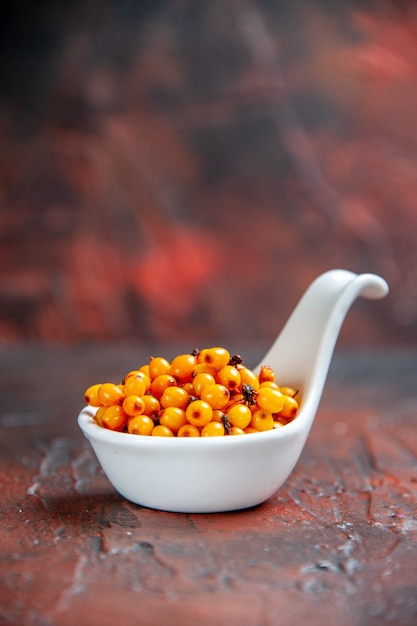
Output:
[{"xmin": 1, "ymin": 345, "xmax": 416, "ymax": 625}]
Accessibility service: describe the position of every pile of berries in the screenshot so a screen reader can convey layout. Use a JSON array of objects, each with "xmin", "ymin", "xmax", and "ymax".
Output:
[{"xmin": 84, "ymin": 347, "xmax": 299, "ymax": 437}]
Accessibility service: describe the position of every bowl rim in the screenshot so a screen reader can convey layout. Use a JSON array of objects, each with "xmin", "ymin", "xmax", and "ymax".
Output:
[{"xmin": 78, "ymin": 404, "xmax": 302, "ymax": 449}]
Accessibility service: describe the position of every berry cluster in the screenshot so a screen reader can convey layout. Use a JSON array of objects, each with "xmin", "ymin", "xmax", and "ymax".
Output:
[{"xmin": 84, "ymin": 347, "xmax": 299, "ymax": 437}]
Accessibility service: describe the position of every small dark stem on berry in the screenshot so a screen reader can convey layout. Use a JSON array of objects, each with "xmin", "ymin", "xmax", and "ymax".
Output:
[
  {"xmin": 229, "ymin": 354, "xmax": 243, "ymax": 366},
  {"xmin": 242, "ymin": 383, "xmax": 256, "ymax": 405},
  {"xmin": 221, "ymin": 413, "xmax": 232, "ymax": 435}
]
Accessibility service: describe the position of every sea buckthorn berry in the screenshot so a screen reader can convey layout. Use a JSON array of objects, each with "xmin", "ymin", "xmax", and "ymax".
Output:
[
  {"xmin": 128, "ymin": 414, "xmax": 154, "ymax": 435},
  {"xmin": 198, "ymin": 347, "xmax": 231, "ymax": 369},
  {"xmin": 278, "ymin": 395, "xmax": 299, "ymax": 418},
  {"xmin": 238, "ymin": 367, "xmax": 260, "ymax": 391},
  {"xmin": 124, "ymin": 370, "xmax": 150, "ymax": 390},
  {"xmin": 196, "ymin": 348, "xmax": 208, "ymax": 363},
  {"xmin": 230, "ymin": 426, "xmax": 246, "ymax": 435},
  {"xmin": 150, "ymin": 374, "xmax": 177, "ymax": 399},
  {"xmin": 244, "ymin": 426, "xmax": 260, "ymax": 434},
  {"xmin": 224, "ymin": 393, "xmax": 245, "ymax": 411},
  {"xmin": 84, "ymin": 384, "xmax": 103, "ymax": 407},
  {"xmin": 124, "ymin": 369, "xmax": 140, "ymax": 381},
  {"xmin": 142, "ymin": 394, "xmax": 161, "ymax": 417},
  {"xmin": 101, "ymin": 405, "xmax": 127, "ymax": 431},
  {"xmin": 259, "ymin": 364, "xmax": 275, "ymax": 383},
  {"xmin": 191, "ymin": 362, "xmax": 218, "ymax": 378},
  {"xmin": 98, "ymin": 383, "xmax": 125, "ymax": 407},
  {"xmin": 256, "ymin": 387, "xmax": 285, "ymax": 413},
  {"xmin": 169, "ymin": 353, "xmax": 197, "ymax": 384},
  {"xmin": 185, "ymin": 400, "xmax": 213, "ymax": 427},
  {"xmin": 192, "ymin": 372, "xmax": 216, "ymax": 397},
  {"xmin": 260, "ymin": 381, "xmax": 280, "ymax": 390},
  {"xmin": 138, "ymin": 364, "xmax": 151, "ymax": 379},
  {"xmin": 279, "ymin": 386, "xmax": 298, "ymax": 398},
  {"xmin": 149, "ymin": 356, "xmax": 171, "ymax": 380},
  {"xmin": 182, "ymin": 382, "xmax": 195, "ymax": 395},
  {"xmin": 122, "ymin": 394, "xmax": 145, "ymax": 417},
  {"xmin": 250, "ymin": 409, "xmax": 275, "ymax": 431},
  {"xmin": 200, "ymin": 384, "xmax": 230, "ymax": 410},
  {"xmin": 217, "ymin": 365, "xmax": 241, "ymax": 392},
  {"xmin": 201, "ymin": 421, "xmax": 225, "ymax": 437},
  {"xmin": 83, "ymin": 348, "xmax": 299, "ymax": 435},
  {"xmin": 212, "ymin": 409, "xmax": 225, "ymax": 422},
  {"xmin": 227, "ymin": 403, "xmax": 252, "ymax": 429},
  {"xmin": 159, "ymin": 406, "xmax": 187, "ymax": 433},
  {"xmin": 123, "ymin": 372, "xmax": 150, "ymax": 397},
  {"xmin": 152, "ymin": 424, "xmax": 174, "ymax": 437},
  {"xmin": 177, "ymin": 424, "xmax": 200, "ymax": 437},
  {"xmin": 94, "ymin": 406, "xmax": 107, "ymax": 426},
  {"xmin": 160, "ymin": 386, "xmax": 190, "ymax": 410}
]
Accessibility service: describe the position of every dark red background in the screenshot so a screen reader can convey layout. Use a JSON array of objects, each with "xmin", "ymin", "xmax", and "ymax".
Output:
[{"xmin": 1, "ymin": 1, "xmax": 416, "ymax": 348}]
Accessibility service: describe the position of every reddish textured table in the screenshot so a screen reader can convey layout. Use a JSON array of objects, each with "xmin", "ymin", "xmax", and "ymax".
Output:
[{"xmin": 1, "ymin": 344, "xmax": 417, "ymax": 626}]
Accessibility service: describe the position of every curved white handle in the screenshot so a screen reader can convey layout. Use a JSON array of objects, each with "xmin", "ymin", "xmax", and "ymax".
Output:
[{"xmin": 256, "ymin": 270, "xmax": 389, "ymax": 411}]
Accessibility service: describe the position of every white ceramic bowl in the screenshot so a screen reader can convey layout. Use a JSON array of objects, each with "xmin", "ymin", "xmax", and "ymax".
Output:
[
  {"xmin": 78, "ymin": 270, "xmax": 389, "ymax": 513},
  {"xmin": 78, "ymin": 405, "xmax": 307, "ymax": 513}
]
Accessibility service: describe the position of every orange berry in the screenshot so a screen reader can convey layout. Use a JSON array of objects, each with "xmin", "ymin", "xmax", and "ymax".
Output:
[
  {"xmin": 201, "ymin": 421, "xmax": 225, "ymax": 437},
  {"xmin": 98, "ymin": 383, "xmax": 125, "ymax": 407},
  {"xmin": 122, "ymin": 395, "xmax": 145, "ymax": 417},
  {"xmin": 258, "ymin": 364, "xmax": 275, "ymax": 384},
  {"xmin": 200, "ymin": 384, "xmax": 230, "ymax": 410},
  {"xmin": 224, "ymin": 393, "xmax": 245, "ymax": 411},
  {"xmin": 101, "ymin": 405, "xmax": 127, "ymax": 431},
  {"xmin": 138, "ymin": 364, "xmax": 151, "ymax": 379},
  {"xmin": 127, "ymin": 414, "xmax": 154, "ymax": 435},
  {"xmin": 177, "ymin": 424, "xmax": 200, "ymax": 437},
  {"xmin": 159, "ymin": 406, "xmax": 187, "ymax": 433},
  {"xmin": 152, "ymin": 424, "xmax": 174, "ymax": 437},
  {"xmin": 250, "ymin": 409, "xmax": 274, "ymax": 431},
  {"xmin": 182, "ymin": 382, "xmax": 195, "ymax": 395},
  {"xmin": 84, "ymin": 384, "xmax": 103, "ymax": 407},
  {"xmin": 212, "ymin": 409, "xmax": 225, "ymax": 422},
  {"xmin": 150, "ymin": 374, "xmax": 177, "ymax": 399},
  {"xmin": 198, "ymin": 347, "xmax": 230, "ymax": 369},
  {"xmin": 160, "ymin": 386, "xmax": 190, "ymax": 410},
  {"xmin": 237, "ymin": 367, "xmax": 260, "ymax": 391},
  {"xmin": 94, "ymin": 406, "xmax": 106, "ymax": 426},
  {"xmin": 191, "ymin": 362, "xmax": 218, "ymax": 378},
  {"xmin": 124, "ymin": 370, "xmax": 151, "ymax": 391},
  {"xmin": 227, "ymin": 403, "xmax": 252, "ymax": 429},
  {"xmin": 217, "ymin": 365, "xmax": 241, "ymax": 392},
  {"xmin": 230, "ymin": 426, "xmax": 246, "ymax": 435},
  {"xmin": 192, "ymin": 372, "xmax": 216, "ymax": 397},
  {"xmin": 123, "ymin": 372, "xmax": 149, "ymax": 397},
  {"xmin": 169, "ymin": 353, "xmax": 197, "ymax": 384},
  {"xmin": 149, "ymin": 356, "xmax": 171, "ymax": 380},
  {"xmin": 278, "ymin": 395, "xmax": 299, "ymax": 418},
  {"xmin": 185, "ymin": 400, "xmax": 213, "ymax": 427},
  {"xmin": 256, "ymin": 387, "xmax": 285, "ymax": 413},
  {"xmin": 279, "ymin": 386, "xmax": 298, "ymax": 398},
  {"xmin": 259, "ymin": 381, "xmax": 280, "ymax": 390},
  {"xmin": 142, "ymin": 394, "xmax": 161, "ymax": 417}
]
